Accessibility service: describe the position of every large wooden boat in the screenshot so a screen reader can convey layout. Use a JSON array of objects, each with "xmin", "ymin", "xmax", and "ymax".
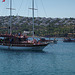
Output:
[
  {"xmin": 0, "ymin": 0, "xmax": 50, "ymax": 51},
  {"xmin": 0, "ymin": 34, "xmax": 49, "ymax": 50}
]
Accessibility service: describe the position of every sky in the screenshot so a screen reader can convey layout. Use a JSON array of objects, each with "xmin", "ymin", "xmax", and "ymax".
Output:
[{"xmin": 0, "ymin": 0, "xmax": 75, "ymax": 18}]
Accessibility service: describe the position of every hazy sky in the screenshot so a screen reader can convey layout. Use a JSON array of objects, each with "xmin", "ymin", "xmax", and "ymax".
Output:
[{"xmin": 0, "ymin": 0, "xmax": 75, "ymax": 18}]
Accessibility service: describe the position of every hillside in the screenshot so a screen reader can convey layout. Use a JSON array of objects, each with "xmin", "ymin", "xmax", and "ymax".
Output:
[{"xmin": 0, "ymin": 16, "xmax": 75, "ymax": 37}]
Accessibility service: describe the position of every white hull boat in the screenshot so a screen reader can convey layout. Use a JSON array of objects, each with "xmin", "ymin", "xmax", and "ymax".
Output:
[
  {"xmin": 0, "ymin": 43, "xmax": 48, "ymax": 51},
  {"xmin": 0, "ymin": 0, "xmax": 50, "ymax": 51}
]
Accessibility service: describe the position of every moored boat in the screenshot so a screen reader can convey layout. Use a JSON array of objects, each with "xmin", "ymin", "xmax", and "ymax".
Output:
[
  {"xmin": 39, "ymin": 37, "xmax": 57, "ymax": 44},
  {"xmin": 0, "ymin": 0, "xmax": 50, "ymax": 51},
  {"xmin": 0, "ymin": 34, "xmax": 49, "ymax": 50},
  {"xmin": 63, "ymin": 38, "xmax": 75, "ymax": 42}
]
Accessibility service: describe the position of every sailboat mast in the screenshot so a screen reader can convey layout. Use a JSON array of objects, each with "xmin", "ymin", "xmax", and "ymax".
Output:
[
  {"xmin": 32, "ymin": 0, "xmax": 34, "ymax": 38},
  {"xmin": 10, "ymin": 0, "xmax": 12, "ymax": 35}
]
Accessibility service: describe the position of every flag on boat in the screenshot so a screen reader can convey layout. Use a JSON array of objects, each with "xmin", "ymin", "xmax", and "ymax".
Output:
[{"xmin": 2, "ymin": 0, "xmax": 5, "ymax": 2}]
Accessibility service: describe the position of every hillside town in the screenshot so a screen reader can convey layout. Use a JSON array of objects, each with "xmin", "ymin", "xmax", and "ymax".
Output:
[{"xmin": 0, "ymin": 16, "xmax": 75, "ymax": 37}]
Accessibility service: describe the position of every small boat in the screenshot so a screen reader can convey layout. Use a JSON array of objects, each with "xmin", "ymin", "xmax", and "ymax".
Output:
[
  {"xmin": 63, "ymin": 38, "xmax": 75, "ymax": 42},
  {"xmin": 53, "ymin": 38, "xmax": 58, "ymax": 44},
  {"xmin": 0, "ymin": 0, "xmax": 50, "ymax": 51},
  {"xmin": 39, "ymin": 37, "xmax": 57, "ymax": 44}
]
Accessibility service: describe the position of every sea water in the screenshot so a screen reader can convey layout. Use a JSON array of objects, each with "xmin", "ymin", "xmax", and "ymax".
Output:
[{"xmin": 0, "ymin": 38, "xmax": 75, "ymax": 75}]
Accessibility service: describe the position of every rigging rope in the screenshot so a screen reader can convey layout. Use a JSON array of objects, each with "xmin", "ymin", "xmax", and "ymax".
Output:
[
  {"xmin": 17, "ymin": 0, "xmax": 24, "ymax": 15},
  {"xmin": 35, "ymin": 0, "xmax": 39, "ymax": 17},
  {"xmin": 41, "ymin": 0, "xmax": 47, "ymax": 17},
  {"xmin": 28, "ymin": 0, "xmax": 31, "ymax": 17}
]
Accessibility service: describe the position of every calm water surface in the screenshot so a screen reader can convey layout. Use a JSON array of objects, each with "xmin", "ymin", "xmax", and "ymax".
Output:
[{"xmin": 0, "ymin": 38, "xmax": 75, "ymax": 75}]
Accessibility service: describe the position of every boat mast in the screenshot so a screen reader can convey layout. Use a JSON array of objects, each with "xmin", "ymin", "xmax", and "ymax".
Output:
[
  {"xmin": 7, "ymin": 0, "xmax": 12, "ymax": 34},
  {"xmin": 32, "ymin": 0, "xmax": 34, "ymax": 39},
  {"xmin": 29, "ymin": 0, "xmax": 37, "ymax": 38},
  {"xmin": 10, "ymin": 0, "xmax": 12, "ymax": 35},
  {"xmin": 6, "ymin": 0, "xmax": 15, "ymax": 34}
]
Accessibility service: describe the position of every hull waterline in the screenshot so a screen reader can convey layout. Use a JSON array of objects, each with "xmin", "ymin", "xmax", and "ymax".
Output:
[{"xmin": 0, "ymin": 44, "xmax": 48, "ymax": 51}]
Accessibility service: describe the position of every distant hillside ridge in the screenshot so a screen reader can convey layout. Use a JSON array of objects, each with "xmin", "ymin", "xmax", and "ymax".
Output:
[
  {"xmin": 0, "ymin": 16, "xmax": 75, "ymax": 26},
  {"xmin": 0, "ymin": 16, "xmax": 75, "ymax": 37}
]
